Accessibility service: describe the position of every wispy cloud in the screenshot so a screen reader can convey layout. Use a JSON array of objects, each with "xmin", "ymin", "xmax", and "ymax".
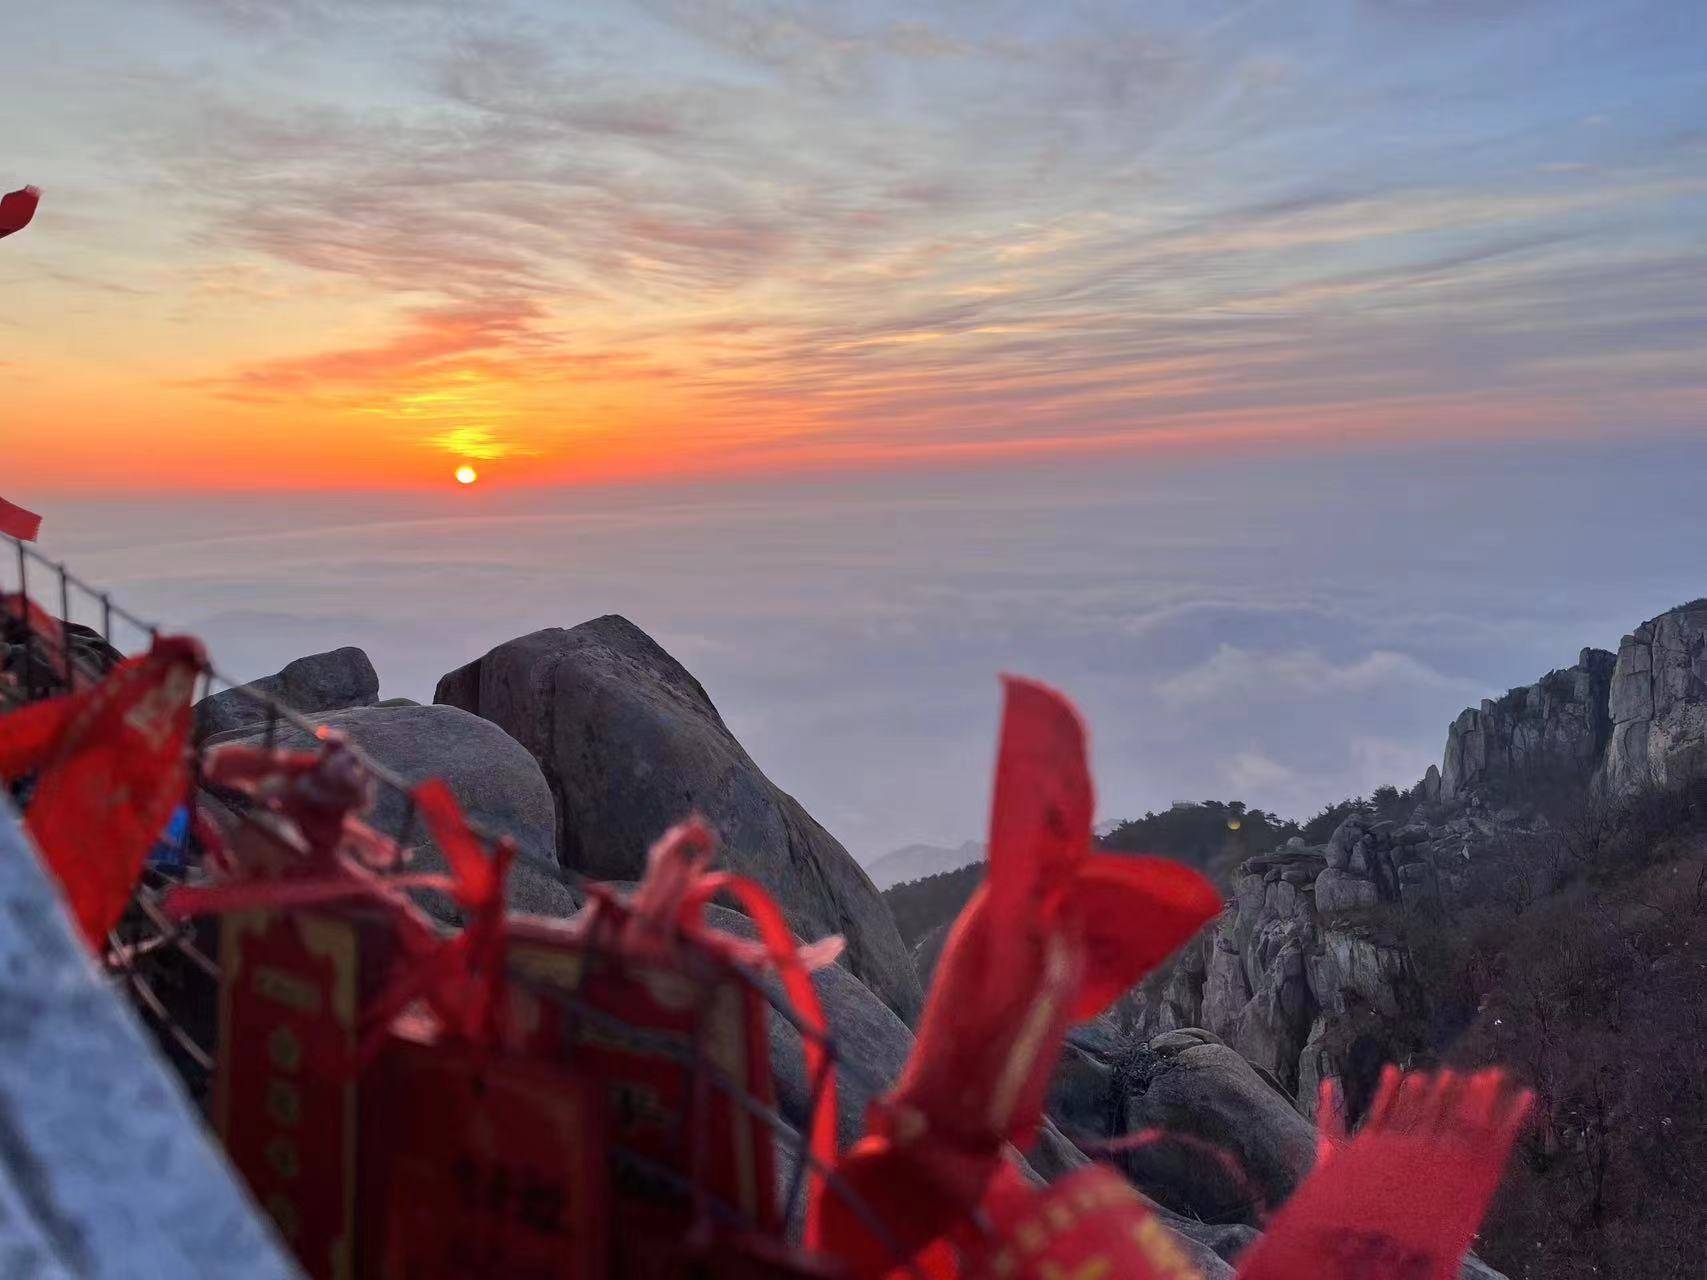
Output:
[
  {"xmin": 428, "ymin": 426, "xmax": 536, "ymax": 460},
  {"xmin": 6, "ymin": 0, "xmax": 1706, "ymax": 485},
  {"xmin": 1157, "ymin": 646, "xmax": 1483, "ymax": 709},
  {"xmin": 203, "ymin": 300, "xmax": 549, "ymax": 399}
]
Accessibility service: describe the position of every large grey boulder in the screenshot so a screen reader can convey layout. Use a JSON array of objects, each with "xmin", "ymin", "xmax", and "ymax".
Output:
[
  {"xmin": 1314, "ymin": 866, "xmax": 1379, "ymax": 913},
  {"xmin": 196, "ymin": 646, "xmax": 380, "ymax": 740},
  {"xmin": 1604, "ymin": 601, "xmax": 1707, "ymax": 794},
  {"xmin": 435, "ymin": 617, "xmax": 922, "ymax": 1022},
  {"xmin": 1116, "ymin": 1032, "xmax": 1316, "ymax": 1226},
  {"xmin": 205, "ymin": 702, "xmax": 578, "ymax": 922}
]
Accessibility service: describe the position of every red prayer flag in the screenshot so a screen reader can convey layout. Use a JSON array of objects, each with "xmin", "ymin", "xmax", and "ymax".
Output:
[
  {"xmin": 0, "ymin": 186, "xmax": 40, "ymax": 239},
  {"xmin": 1235, "ymin": 1066, "xmax": 1532, "ymax": 1280},
  {"xmin": 359, "ymin": 1021, "xmax": 609, "ymax": 1280},
  {"xmin": 504, "ymin": 914, "xmax": 783, "ymax": 1244},
  {"xmin": 215, "ymin": 909, "xmax": 364, "ymax": 1280},
  {"xmin": 0, "ymin": 494, "xmax": 41, "ymax": 541},
  {"xmin": 816, "ymin": 677, "xmax": 1221, "ymax": 1276},
  {"xmin": 0, "ymin": 635, "xmax": 204, "ymax": 945}
]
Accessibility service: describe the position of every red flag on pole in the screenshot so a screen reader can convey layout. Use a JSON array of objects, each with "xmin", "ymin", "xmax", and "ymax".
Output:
[
  {"xmin": 0, "ymin": 186, "xmax": 40, "ymax": 239},
  {"xmin": 0, "ymin": 495, "xmax": 41, "ymax": 542},
  {"xmin": 0, "ymin": 635, "xmax": 205, "ymax": 946}
]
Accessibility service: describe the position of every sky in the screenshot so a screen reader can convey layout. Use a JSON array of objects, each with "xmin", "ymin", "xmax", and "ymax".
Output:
[
  {"xmin": 3, "ymin": 0, "xmax": 1705, "ymax": 488},
  {"xmin": 4, "ymin": 1, "xmax": 1706, "ymax": 860}
]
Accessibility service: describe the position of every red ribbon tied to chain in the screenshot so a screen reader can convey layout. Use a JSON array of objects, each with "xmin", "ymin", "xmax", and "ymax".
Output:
[
  {"xmin": 581, "ymin": 816, "xmax": 846, "ymax": 1248},
  {"xmin": 0, "ymin": 635, "xmax": 205, "ymax": 946},
  {"xmin": 167, "ymin": 757, "xmax": 511, "ymax": 1063},
  {"xmin": 817, "ymin": 676, "xmax": 1223, "ymax": 1277},
  {"xmin": 355, "ymin": 776, "xmax": 516, "ymax": 1056},
  {"xmin": 1235, "ymin": 1066, "xmax": 1533, "ymax": 1280},
  {"xmin": 0, "ymin": 186, "xmax": 39, "ymax": 240}
]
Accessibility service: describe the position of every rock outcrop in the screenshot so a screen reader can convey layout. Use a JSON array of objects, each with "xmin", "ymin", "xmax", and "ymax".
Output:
[
  {"xmin": 435, "ymin": 617, "xmax": 922, "ymax": 1022},
  {"xmin": 1441, "ymin": 647, "xmax": 1615, "ymax": 802},
  {"xmin": 1111, "ymin": 1030, "xmax": 1315, "ymax": 1225},
  {"xmin": 195, "ymin": 646, "xmax": 380, "ymax": 740},
  {"xmin": 1605, "ymin": 600, "xmax": 1707, "ymax": 793},
  {"xmin": 1069, "ymin": 599, "xmax": 1703, "ymax": 1278},
  {"xmin": 205, "ymin": 702, "xmax": 579, "ymax": 921},
  {"xmin": 1109, "ymin": 809, "xmax": 1500, "ymax": 1101},
  {"xmin": 1438, "ymin": 600, "xmax": 1707, "ymax": 804}
]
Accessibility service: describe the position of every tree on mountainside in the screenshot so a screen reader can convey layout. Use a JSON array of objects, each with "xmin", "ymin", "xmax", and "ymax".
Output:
[
  {"xmin": 1098, "ymin": 799, "xmax": 1299, "ymax": 885},
  {"xmin": 1375, "ymin": 776, "xmax": 1707, "ymax": 1280},
  {"xmin": 884, "ymin": 798, "xmax": 1305, "ymax": 947}
]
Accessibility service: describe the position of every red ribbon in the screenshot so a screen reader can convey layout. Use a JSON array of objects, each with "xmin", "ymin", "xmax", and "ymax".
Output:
[
  {"xmin": 816, "ymin": 677, "xmax": 1222, "ymax": 1278},
  {"xmin": 352, "ymin": 778, "xmax": 515, "ymax": 1060},
  {"xmin": 684, "ymin": 866, "xmax": 841, "ymax": 1249},
  {"xmin": 0, "ymin": 635, "xmax": 205, "ymax": 946},
  {"xmin": 1235, "ymin": 1066, "xmax": 1533, "ymax": 1280},
  {"xmin": 167, "ymin": 769, "xmax": 509, "ymax": 1070}
]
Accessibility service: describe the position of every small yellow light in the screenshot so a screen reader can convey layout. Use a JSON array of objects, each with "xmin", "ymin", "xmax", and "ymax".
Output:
[{"xmin": 454, "ymin": 465, "xmax": 478, "ymax": 485}]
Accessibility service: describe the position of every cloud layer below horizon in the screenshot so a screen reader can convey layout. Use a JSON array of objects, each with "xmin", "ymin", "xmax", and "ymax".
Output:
[
  {"xmin": 4, "ymin": 0, "xmax": 1705, "ymax": 487},
  {"xmin": 25, "ymin": 436, "xmax": 1707, "ymax": 859}
]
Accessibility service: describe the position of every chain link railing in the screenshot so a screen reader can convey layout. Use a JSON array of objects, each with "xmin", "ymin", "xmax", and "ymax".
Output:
[{"xmin": 1, "ymin": 530, "xmax": 948, "ymax": 1275}]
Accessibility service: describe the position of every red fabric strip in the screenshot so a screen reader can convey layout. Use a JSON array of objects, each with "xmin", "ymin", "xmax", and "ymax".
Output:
[
  {"xmin": 0, "ymin": 496, "xmax": 41, "ymax": 541},
  {"xmin": 0, "ymin": 187, "xmax": 40, "ymax": 239},
  {"xmin": 817, "ymin": 677, "xmax": 1220, "ymax": 1277},
  {"xmin": 1235, "ymin": 1066, "xmax": 1532, "ymax": 1280},
  {"xmin": 0, "ymin": 636, "xmax": 205, "ymax": 945},
  {"xmin": 686, "ymin": 869, "xmax": 841, "ymax": 1250}
]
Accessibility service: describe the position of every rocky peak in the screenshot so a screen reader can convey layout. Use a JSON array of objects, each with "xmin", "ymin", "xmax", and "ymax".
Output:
[
  {"xmin": 1440, "ymin": 647, "xmax": 1616, "ymax": 803},
  {"xmin": 436, "ymin": 615, "xmax": 924, "ymax": 1022},
  {"xmin": 1604, "ymin": 599, "xmax": 1707, "ymax": 793}
]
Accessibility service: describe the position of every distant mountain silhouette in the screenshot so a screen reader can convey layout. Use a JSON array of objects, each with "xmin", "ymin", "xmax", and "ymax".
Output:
[{"xmin": 863, "ymin": 838, "xmax": 984, "ymax": 890}]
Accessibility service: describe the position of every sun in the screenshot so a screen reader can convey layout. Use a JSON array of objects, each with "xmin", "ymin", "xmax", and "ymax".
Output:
[{"xmin": 454, "ymin": 465, "xmax": 478, "ymax": 485}]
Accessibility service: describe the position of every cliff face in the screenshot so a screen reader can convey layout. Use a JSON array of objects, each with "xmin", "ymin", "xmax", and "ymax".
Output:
[
  {"xmin": 1131, "ymin": 598, "xmax": 1707, "ymax": 1106},
  {"xmin": 1129, "ymin": 809, "xmax": 1505, "ymax": 1104},
  {"xmin": 1605, "ymin": 601, "xmax": 1707, "ymax": 793},
  {"xmin": 1441, "ymin": 601, "xmax": 1707, "ymax": 804},
  {"xmin": 1440, "ymin": 647, "xmax": 1615, "ymax": 802}
]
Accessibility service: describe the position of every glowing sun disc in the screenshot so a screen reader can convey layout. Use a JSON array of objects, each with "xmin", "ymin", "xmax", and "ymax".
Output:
[{"xmin": 454, "ymin": 465, "xmax": 478, "ymax": 485}]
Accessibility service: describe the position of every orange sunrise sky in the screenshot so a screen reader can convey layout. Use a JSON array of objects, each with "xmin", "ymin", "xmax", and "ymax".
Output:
[{"xmin": 4, "ymin": 1, "xmax": 1705, "ymax": 492}]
